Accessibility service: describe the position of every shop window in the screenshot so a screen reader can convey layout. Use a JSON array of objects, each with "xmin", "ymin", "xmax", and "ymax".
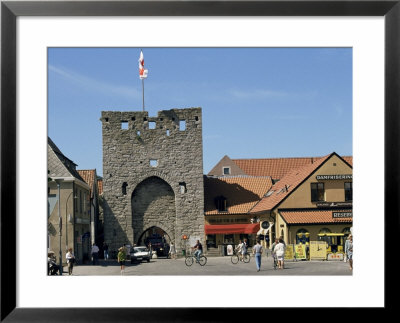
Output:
[
  {"xmin": 311, "ymin": 182, "xmax": 325, "ymax": 202},
  {"xmin": 319, "ymin": 228, "xmax": 331, "ymax": 234},
  {"xmin": 342, "ymin": 227, "xmax": 351, "ymax": 240},
  {"xmin": 345, "ymin": 182, "xmax": 352, "ymax": 201},
  {"xmin": 223, "ymin": 167, "xmax": 231, "ymax": 175},
  {"xmin": 215, "ymin": 196, "xmax": 227, "ymax": 212},
  {"xmin": 296, "ymin": 229, "xmax": 310, "ymax": 244},
  {"xmin": 206, "ymin": 235, "xmax": 216, "ymax": 248},
  {"xmin": 224, "ymin": 234, "xmax": 234, "ymax": 244}
]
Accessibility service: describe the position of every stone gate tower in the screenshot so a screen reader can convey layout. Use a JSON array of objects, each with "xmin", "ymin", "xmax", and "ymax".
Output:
[{"xmin": 101, "ymin": 107, "xmax": 204, "ymax": 252}]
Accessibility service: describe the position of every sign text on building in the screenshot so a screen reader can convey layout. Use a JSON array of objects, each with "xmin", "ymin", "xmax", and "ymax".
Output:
[
  {"xmin": 332, "ymin": 212, "xmax": 353, "ymax": 218},
  {"xmin": 316, "ymin": 174, "xmax": 352, "ymax": 180}
]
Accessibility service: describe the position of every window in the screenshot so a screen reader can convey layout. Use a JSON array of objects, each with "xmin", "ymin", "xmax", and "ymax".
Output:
[
  {"xmin": 311, "ymin": 182, "xmax": 325, "ymax": 202},
  {"xmin": 79, "ymin": 191, "xmax": 82, "ymax": 213},
  {"xmin": 215, "ymin": 196, "xmax": 227, "ymax": 212},
  {"xmin": 166, "ymin": 129, "xmax": 170, "ymax": 136},
  {"xmin": 149, "ymin": 121, "xmax": 156, "ymax": 129},
  {"xmin": 150, "ymin": 159, "xmax": 158, "ymax": 167},
  {"xmin": 296, "ymin": 229, "xmax": 310, "ymax": 244},
  {"xmin": 179, "ymin": 120, "xmax": 186, "ymax": 131},
  {"xmin": 84, "ymin": 193, "xmax": 86, "ymax": 212},
  {"xmin": 179, "ymin": 182, "xmax": 187, "ymax": 194},
  {"xmin": 223, "ymin": 167, "xmax": 230, "ymax": 175},
  {"xmin": 121, "ymin": 121, "xmax": 129, "ymax": 130},
  {"xmin": 224, "ymin": 234, "xmax": 234, "ymax": 244},
  {"xmin": 122, "ymin": 182, "xmax": 128, "ymax": 195},
  {"xmin": 345, "ymin": 182, "xmax": 352, "ymax": 201}
]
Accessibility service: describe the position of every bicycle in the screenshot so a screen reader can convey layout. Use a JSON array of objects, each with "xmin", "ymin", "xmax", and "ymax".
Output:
[
  {"xmin": 185, "ymin": 251, "xmax": 207, "ymax": 266},
  {"xmin": 231, "ymin": 250, "xmax": 250, "ymax": 264}
]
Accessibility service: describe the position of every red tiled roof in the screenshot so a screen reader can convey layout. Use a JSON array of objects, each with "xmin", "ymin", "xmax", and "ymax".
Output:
[
  {"xmin": 250, "ymin": 154, "xmax": 333, "ymax": 213},
  {"xmin": 77, "ymin": 170, "xmax": 96, "ymax": 195},
  {"xmin": 97, "ymin": 179, "xmax": 103, "ymax": 195},
  {"xmin": 204, "ymin": 176, "xmax": 273, "ymax": 215},
  {"xmin": 232, "ymin": 155, "xmax": 352, "ymax": 179},
  {"xmin": 280, "ymin": 209, "xmax": 352, "ymax": 224}
]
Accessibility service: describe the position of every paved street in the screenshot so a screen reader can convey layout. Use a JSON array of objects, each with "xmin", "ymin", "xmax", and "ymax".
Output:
[{"xmin": 66, "ymin": 254, "xmax": 352, "ymax": 276}]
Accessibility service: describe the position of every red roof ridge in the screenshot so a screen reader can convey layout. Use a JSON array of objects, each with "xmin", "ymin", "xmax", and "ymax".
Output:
[{"xmin": 249, "ymin": 153, "xmax": 334, "ymax": 213}]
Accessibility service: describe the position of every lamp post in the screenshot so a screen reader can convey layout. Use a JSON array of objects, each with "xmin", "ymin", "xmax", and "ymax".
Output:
[
  {"xmin": 65, "ymin": 191, "xmax": 77, "ymax": 251},
  {"xmin": 55, "ymin": 179, "xmax": 64, "ymax": 275}
]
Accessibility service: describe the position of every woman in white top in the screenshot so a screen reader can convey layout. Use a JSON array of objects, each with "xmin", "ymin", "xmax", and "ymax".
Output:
[
  {"xmin": 66, "ymin": 248, "xmax": 75, "ymax": 275},
  {"xmin": 274, "ymin": 239, "xmax": 286, "ymax": 269},
  {"xmin": 235, "ymin": 240, "xmax": 243, "ymax": 261}
]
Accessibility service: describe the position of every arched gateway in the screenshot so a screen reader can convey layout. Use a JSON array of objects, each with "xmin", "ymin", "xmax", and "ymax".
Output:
[
  {"xmin": 132, "ymin": 176, "xmax": 176, "ymax": 247},
  {"xmin": 101, "ymin": 108, "xmax": 205, "ymax": 254}
]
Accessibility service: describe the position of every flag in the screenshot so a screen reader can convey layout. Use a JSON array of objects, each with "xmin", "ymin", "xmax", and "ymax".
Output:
[{"xmin": 139, "ymin": 50, "xmax": 148, "ymax": 79}]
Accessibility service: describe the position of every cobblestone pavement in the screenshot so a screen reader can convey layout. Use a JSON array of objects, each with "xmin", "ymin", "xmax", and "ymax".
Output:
[{"xmin": 66, "ymin": 254, "xmax": 352, "ymax": 276}]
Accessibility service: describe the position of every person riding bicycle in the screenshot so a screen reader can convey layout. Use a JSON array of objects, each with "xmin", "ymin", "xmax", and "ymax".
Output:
[
  {"xmin": 235, "ymin": 240, "xmax": 244, "ymax": 261},
  {"xmin": 192, "ymin": 240, "xmax": 203, "ymax": 263}
]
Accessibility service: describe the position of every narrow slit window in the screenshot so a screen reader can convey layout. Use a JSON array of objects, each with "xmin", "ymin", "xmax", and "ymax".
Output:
[
  {"xmin": 179, "ymin": 120, "xmax": 186, "ymax": 131},
  {"xmin": 166, "ymin": 129, "xmax": 170, "ymax": 136},
  {"xmin": 122, "ymin": 182, "xmax": 128, "ymax": 195}
]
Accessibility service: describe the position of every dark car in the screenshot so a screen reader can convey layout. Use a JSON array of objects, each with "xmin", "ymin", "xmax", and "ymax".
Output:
[
  {"xmin": 130, "ymin": 246, "xmax": 152, "ymax": 264},
  {"xmin": 145, "ymin": 234, "xmax": 169, "ymax": 257}
]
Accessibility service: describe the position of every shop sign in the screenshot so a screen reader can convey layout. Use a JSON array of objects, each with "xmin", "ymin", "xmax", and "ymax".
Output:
[
  {"xmin": 284, "ymin": 244, "xmax": 295, "ymax": 260},
  {"xmin": 327, "ymin": 253, "xmax": 344, "ymax": 261},
  {"xmin": 332, "ymin": 212, "xmax": 352, "ymax": 218},
  {"xmin": 294, "ymin": 244, "xmax": 307, "ymax": 260},
  {"xmin": 317, "ymin": 202, "xmax": 352, "ymax": 208},
  {"xmin": 316, "ymin": 174, "xmax": 352, "ymax": 180}
]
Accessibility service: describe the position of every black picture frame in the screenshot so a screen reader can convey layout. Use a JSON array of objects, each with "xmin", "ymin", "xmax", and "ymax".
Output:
[{"xmin": 1, "ymin": 0, "xmax": 398, "ymax": 321}]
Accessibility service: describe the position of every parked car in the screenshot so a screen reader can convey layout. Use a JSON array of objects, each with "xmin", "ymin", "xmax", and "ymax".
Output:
[
  {"xmin": 145, "ymin": 234, "xmax": 170, "ymax": 257},
  {"xmin": 130, "ymin": 246, "xmax": 152, "ymax": 264}
]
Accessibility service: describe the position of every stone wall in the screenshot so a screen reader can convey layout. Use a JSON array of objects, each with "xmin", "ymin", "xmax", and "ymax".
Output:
[{"xmin": 101, "ymin": 107, "xmax": 205, "ymax": 254}]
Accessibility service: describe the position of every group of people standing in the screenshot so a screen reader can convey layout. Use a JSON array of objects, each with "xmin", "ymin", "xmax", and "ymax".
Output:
[
  {"xmin": 247, "ymin": 237, "xmax": 286, "ymax": 272},
  {"xmin": 250, "ymin": 237, "xmax": 286, "ymax": 272}
]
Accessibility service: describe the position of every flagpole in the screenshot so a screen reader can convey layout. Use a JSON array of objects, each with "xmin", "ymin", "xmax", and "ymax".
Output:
[{"xmin": 142, "ymin": 78, "xmax": 145, "ymax": 112}]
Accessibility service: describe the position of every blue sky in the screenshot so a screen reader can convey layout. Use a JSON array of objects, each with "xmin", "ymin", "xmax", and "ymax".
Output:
[{"xmin": 48, "ymin": 48, "xmax": 352, "ymax": 177}]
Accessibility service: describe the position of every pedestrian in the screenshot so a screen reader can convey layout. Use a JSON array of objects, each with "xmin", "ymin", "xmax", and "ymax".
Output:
[
  {"xmin": 275, "ymin": 238, "xmax": 286, "ymax": 269},
  {"xmin": 169, "ymin": 242, "xmax": 176, "ymax": 259},
  {"xmin": 345, "ymin": 234, "xmax": 353, "ymax": 270},
  {"xmin": 103, "ymin": 242, "xmax": 109, "ymax": 260},
  {"xmin": 66, "ymin": 248, "xmax": 75, "ymax": 275},
  {"xmin": 252, "ymin": 239, "xmax": 263, "ymax": 272},
  {"xmin": 91, "ymin": 243, "xmax": 99, "ymax": 265},
  {"xmin": 117, "ymin": 246, "xmax": 126, "ymax": 275}
]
